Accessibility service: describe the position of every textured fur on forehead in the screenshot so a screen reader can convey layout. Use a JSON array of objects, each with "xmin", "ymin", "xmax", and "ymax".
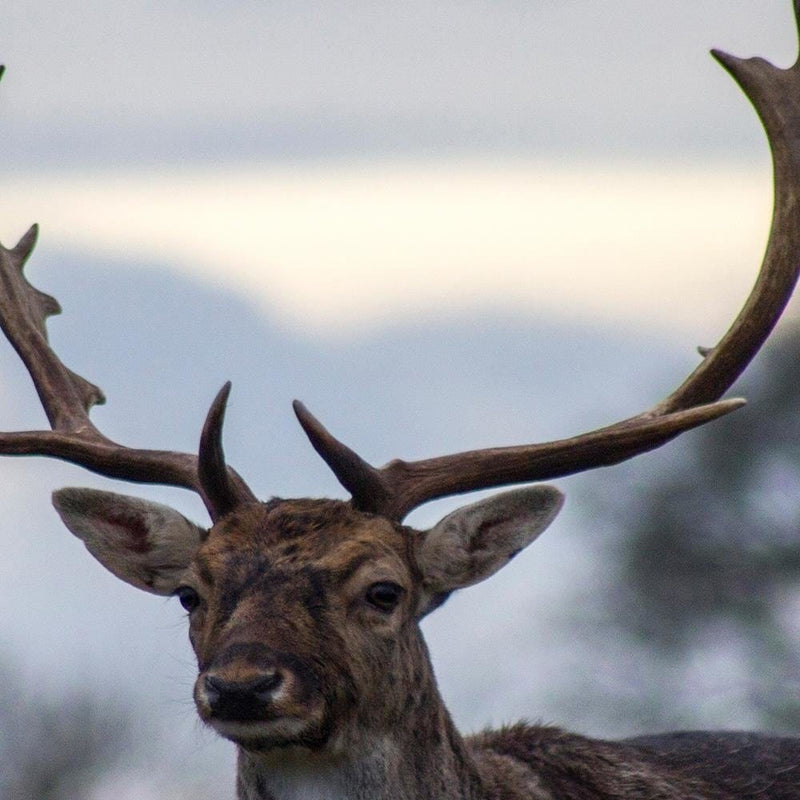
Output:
[{"xmin": 205, "ymin": 498, "xmax": 415, "ymax": 562}]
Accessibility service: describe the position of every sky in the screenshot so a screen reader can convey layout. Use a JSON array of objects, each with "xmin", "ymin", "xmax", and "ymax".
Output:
[
  {"xmin": 2, "ymin": 1, "xmax": 797, "ymax": 166},
  {"xmin": 1, "ymin": 1, "xmax": 799, "ymax": 797},
  {"xmin": 1, "ymin": 1, "xmax": 799, "ymax": 340}
]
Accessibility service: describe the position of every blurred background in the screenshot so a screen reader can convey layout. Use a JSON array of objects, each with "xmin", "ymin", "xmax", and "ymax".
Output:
[{"xmin": 1, "ymin": 1, "xmax": 799, "ymax": 797}]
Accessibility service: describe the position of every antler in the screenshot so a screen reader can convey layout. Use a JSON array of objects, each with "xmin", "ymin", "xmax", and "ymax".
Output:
[
  {"xmin": 0, "ymin": 130, "xmax": 256, "ymax": 521},
  {"xmin": 294, "ymin": 15, "xmax": 800, "ymax": 522}
]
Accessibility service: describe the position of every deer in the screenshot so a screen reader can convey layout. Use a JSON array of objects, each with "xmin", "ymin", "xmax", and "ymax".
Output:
[{"xmin": 3, "ymin": 6, "xmax": 800, "ymax": 800}]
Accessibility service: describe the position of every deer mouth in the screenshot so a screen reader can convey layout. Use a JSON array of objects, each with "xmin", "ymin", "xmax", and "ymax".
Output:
[
  {"xmin": 194, "ymin": 670, "xmax": 328, "ymax": 749},
  {"xmin": 209, "ymin": 715, "xmax": 317, "ymax": 746},
  {"xmin": 199, "ymin": 698, "xmax": 331, "ymax": 749}
]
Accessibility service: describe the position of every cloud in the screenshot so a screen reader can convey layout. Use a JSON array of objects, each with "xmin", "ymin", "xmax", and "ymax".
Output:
[{"xmin": 0, "ymin": 158, "xmax": 777, "ymax": 339}]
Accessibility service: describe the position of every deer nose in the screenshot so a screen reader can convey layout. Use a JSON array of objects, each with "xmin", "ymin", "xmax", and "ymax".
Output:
[{"xmin": 203, "ymin": 670, "xmax": 284, "ymax": 719}]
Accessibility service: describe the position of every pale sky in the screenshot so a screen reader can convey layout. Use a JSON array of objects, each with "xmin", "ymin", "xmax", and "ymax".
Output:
[{"xmin": 2, "ymin": 1, "xmax": 796, "ymax": 167}]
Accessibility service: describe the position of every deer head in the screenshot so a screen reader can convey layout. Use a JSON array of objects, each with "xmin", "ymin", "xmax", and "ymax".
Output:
[
  {"xmin": 51, "ymin": 486, "xmax": 562, "ymax": 755},
  {"xmin": 2, "ymin": 3, "xmax": 800, "ymax": 796}
]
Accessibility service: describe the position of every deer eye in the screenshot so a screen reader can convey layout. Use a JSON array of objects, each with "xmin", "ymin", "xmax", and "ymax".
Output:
[
  {"xmin": 175, "ymin": 586, "xmax": 201, "ymax": 613},
  {"xmin": 365, "ymin": 581, "xmax": 404, "ymax": 613}
]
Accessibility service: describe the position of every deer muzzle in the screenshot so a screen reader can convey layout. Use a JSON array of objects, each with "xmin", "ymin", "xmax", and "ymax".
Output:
[{"xmin": 194, "ymin": 640, "xmax": 327, "ymax": 747}]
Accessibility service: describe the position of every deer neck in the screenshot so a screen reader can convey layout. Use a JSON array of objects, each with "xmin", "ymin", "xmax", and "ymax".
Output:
[{"xmin": 235, "ymin": 686, "xmax": 485, "ymax": 800}]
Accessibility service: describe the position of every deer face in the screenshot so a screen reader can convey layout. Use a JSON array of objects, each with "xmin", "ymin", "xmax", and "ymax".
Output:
[
  {"xmin": 186, "ymin": 499, "xmax": 424, "ymax": 752},
  {"xmin": 52, "ymin": 485, "xmax": 563, "ymax": 753}
]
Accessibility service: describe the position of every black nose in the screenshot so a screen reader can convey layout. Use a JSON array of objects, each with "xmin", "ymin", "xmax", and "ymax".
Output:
[{"xmin": 204, "ymin": 671, "xmax": 283, "ymax": 720}]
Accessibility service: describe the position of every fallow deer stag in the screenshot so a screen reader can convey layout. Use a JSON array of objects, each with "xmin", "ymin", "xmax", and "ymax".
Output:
[{"xmin": 3, "ymin": 5, "xmax": 800, "ymax": 799}]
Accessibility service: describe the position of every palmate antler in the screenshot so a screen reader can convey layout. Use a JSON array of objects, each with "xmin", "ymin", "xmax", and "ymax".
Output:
[{"xmin": 1, "ymin": 9, "xmax": 800, "ymax": 526}]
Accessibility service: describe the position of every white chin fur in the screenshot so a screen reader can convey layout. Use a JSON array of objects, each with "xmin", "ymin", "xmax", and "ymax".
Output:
[{"xmin": 209, "ymin": 716, "xmax": 310, "ymax": 744}]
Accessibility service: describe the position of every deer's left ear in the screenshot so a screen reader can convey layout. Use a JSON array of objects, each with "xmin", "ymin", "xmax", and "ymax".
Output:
[{"xmin": 417, "ymin": 486, "xmax": 564, "ymax": 598}]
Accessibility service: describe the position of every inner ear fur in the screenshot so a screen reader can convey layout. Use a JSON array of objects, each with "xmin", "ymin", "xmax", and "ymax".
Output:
[
  {"xmin": 417, "ymin": 485, "xmax": 564, "ymax": 596},
  {"xmin": 52, "ymin": 487, "xmax": 206, "ymax": 595}
]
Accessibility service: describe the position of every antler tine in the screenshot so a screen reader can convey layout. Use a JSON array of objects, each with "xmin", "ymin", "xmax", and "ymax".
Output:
[
  {"xmin": 293, "ymin": 400, "xmax": 393, "ymax": 513},
  {"xmin": 0, "ymin": 224, "xmax": 106, "ymax": 431},
  {"xmin": 296, "ymin": 30, "xmax": 800, "ymax": 522},
  {"xmin": 200, "ymin": 383, "xmax": 258, "ymax": 520},
  {"xmin": 0, "ymin": 220, "xmax": 255, "ymax": 520}
]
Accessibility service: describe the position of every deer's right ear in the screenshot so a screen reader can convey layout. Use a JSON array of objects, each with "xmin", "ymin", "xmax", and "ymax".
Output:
[{"xmin": 52, "ymin": 488, "xmax": 206, "ymax": 596}]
